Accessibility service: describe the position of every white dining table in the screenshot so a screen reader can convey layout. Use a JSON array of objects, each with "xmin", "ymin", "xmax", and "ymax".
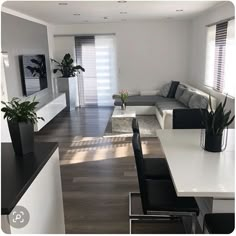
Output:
[{"xmin": 156, "ymin": 129, "xmax": 235, "ymax": 228}]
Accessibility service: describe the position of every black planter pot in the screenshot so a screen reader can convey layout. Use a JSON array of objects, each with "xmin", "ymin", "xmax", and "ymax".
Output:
[
  {"xmin": 8, "ymin": 121, "xmax": 34, "ymax": 156},
  {"xmin": 205, "ymin": 133, "xmax": 222, "ymax": 152}
]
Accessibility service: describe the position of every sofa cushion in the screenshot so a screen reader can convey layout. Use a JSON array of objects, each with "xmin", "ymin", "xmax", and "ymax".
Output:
[
  {"xmin": 159, "ymin": 83, "xmax": 171, "ymax": 97},
  {"xmin": 175, "ymin": 84, "xmax": 187, "ymax": 100},
  {"xmin": 189, "ymin": 94, "xmax": 208, "ymax": 109},
  {"xmin": 167, "ymin": 81, "xmax": 180, "ymax": 98},
  {"xmin": 177, "ymin": 89, "xmax": 195, "ymax": 106},
  {"xmin": 156, "ymin": 100, "xmax": 188, "ymax": 116},
  {"xmin": 114, "ymin": 95, "xmax": 169, "ymax": 106}
]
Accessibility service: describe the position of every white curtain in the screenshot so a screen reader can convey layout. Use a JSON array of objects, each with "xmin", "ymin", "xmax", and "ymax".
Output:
[
  {"xmin": 95, "ymin": 35, "xmax": 117, "ymax": 106},
  {"xmin": 224, "ymin": 19, "xmax": 235, "ymax": 97}
]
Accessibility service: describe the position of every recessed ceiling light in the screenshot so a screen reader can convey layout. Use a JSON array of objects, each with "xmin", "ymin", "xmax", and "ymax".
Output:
[
  {"xmin": 58, "ymin": 2, "xmax": 68, "ymax": 6},
  {"xmin": 120, "ymin": 12, "xmax": 127, "ymax": 14},
  {"xmin": 73, "ymin": 13, "xmax": 80, "ymax": 16},
  {"xmin": 117, "ymin": 1, "xmax": 127, "ymax": 3},
  {"xmin": 176, "ymin": 9, "xmax": 183, "ymax": 12}
]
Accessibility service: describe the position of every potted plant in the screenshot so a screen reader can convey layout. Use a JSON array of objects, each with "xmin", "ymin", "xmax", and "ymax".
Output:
[
  {"xmin": 51, "ymin": 53, "xmax": 85, "ymax": 110},
  {"xmin": 1, "ymin": 97, "xmax": 44, "ymax": 156},
  {"xmin": 201, "ymin": 95, "xmax": 235, "ymax": 152},
  {"xmin": 51, "ymin": 53, "xmax": 85, "ymax": 77},
  {"xmin": 119, "ymin": 90, "xmax": 129, "ymax": 110}
]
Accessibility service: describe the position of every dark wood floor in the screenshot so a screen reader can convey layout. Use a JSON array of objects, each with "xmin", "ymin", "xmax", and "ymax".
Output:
[{"xmin": 34, "ymin": 107, "xmax": 193, "ymax": 234}]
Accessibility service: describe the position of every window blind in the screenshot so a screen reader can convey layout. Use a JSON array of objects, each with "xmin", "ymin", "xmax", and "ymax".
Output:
[
  {"xmin": 205, "ymin": 19, "xmax": 235, "ymax": 97},
  {"xmin": 75, "ymin": 36, "xmax": 97, "ymax": 106},
  {"xmin": 75, "ymin": 35, "xmax": 117, "ymax": 107}
]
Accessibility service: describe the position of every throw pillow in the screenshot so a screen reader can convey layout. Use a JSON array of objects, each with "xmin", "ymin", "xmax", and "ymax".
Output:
[
  {"xmin": 189, "ymin": 94, "xmax": 209, "ymax": 109},
  {"xmin": 140, "ymin": 89, "xmax": 159, "ymax": 96},
  {"xmin": 159, "ymin": 82, "xmax": 171, "ymax": 97},
  {"xmin": 128, "ymin": 91, "xmax": 140, "ymax": 96},
  {"xmin": 177, "ymin": 89, "xmax": 194, "ymax": 106},
  {"xmin": 167, "ymin": 81, "xmax": 180, "ymax": 98},
  {"xmin": 175, "ymin": 84, "xmax": 187, "ymax": 100}
]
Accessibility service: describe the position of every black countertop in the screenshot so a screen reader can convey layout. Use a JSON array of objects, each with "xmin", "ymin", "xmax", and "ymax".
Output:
[{"xmin": 1, "ymin": 142, "xmax": 58, "ymax": 215}]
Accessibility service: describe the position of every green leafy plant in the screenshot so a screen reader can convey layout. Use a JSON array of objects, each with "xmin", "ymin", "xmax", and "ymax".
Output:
[
  {"xmin": 51, "ymin": 53, "xmax": 85, "ymax": 77},
  {"xmin": 1, "ymin": 97, "xmax": 44, "ymax": 124},
  {"xmin": 202, "ymin": 95, "xmax": 235, "ymax": 135},
  {"xmin": 26, "ymin": 55, "xmax": 46, "ymax": 79},
  {"xmin": 119, "ymin": 90, "xmax": 129, "ymax": 103}
]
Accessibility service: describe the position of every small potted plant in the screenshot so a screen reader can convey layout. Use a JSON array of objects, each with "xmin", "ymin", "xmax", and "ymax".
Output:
[
  {"xmin": 1, "ymin": 97, "xmax": 44, "ymax": 156},
  {"xmin": 119, "ymin": 90, "xmax": 129, "ymax": 110},
  {"xmin": 201, "ymin": 95, "xmax": 235, "ymax": 152}
]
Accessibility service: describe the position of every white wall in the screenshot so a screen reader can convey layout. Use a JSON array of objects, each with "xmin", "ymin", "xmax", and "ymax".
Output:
[
  {"xmin": 189, "ymin": 2, "xmax": 235, "ymax": 125},
  {"xmin": 52, "ymin": 20, "xmax": 191, "ymax": 92}
]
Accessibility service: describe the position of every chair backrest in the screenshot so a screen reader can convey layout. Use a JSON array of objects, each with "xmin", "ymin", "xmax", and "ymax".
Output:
[
  {"xmin": 132, "ymin": 118, "xmax": 140, "ymax": 134},
  {"xmin": 173, "ymin": 109, "xmax": 207, "ymax": 129},
  {"xmin": 132, "ymin": 133, "xmax": 148, "ymax": 214}
]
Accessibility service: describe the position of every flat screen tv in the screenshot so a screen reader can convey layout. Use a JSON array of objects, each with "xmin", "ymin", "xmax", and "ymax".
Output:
[{"xmin": 19, "ymin": 54, "xmax": 48, "ymax": 96}]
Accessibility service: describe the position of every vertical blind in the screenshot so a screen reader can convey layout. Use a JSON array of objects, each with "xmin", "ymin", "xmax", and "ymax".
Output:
[
  {"xmin": 75, "ymin": 35, "xmax": 117, "ymax": 107},
  {"xmin": 205, "ymin": 19, "xmax": 235, "ymax": 97}
]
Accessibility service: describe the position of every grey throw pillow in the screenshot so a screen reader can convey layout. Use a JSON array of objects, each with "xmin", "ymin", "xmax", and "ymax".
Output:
[
  {"xmin": 175, "ymin": 84, "xmax": 187, "ymax": 100},
  {"xmin": 159, "ymin": 83, "xmax": 171, "ymax": 97},
  {"xmin": 177, "ymin": 89, "xmax": 194, "ymax": 106},
  {"xmin": 189, "ymin": 94, "xmax": 208, "ymax": 109}
]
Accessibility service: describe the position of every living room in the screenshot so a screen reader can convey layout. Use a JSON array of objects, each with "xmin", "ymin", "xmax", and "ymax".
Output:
[{"xmin": 1, "ymin": 0, "xmax": 235, "ymax": 234}]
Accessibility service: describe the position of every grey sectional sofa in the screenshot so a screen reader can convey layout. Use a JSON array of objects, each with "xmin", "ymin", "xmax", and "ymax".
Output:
[{"xmin": 113, "ymin": 83, "xmax": 216, "ymax": 129}]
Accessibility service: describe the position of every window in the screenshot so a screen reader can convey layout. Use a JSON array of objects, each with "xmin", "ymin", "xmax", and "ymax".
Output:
[
  {"xmin": 75, "ymin": 35, "xmax": 117, "ymax": 107},
  {"xmin": 205, "ymin": 19, "xmax": 235, "ymax": 97}
]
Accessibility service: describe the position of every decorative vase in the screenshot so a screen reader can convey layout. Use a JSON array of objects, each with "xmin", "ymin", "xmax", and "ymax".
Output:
[
  {"xmin": 8, "ymin": 120, "xmax": 34, "ymax": 156},
  {"xmin": 121, "ymin": 102, "xmax": 126, "ymax": 110},
  {"xmin": 200, "ymin": 129, "xmax": 228, "ymax": 152}
]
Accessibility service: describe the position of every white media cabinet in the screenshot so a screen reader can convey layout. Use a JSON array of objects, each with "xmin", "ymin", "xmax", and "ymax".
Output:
[{"xmin": 34, "ymin": 93, "xmax": 66, "ymax": 131}]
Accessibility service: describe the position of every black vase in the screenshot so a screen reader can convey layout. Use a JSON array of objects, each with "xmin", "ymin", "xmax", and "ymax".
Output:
[
  {"xmin": 205, "ymin": 133, "xmax": 222, "ymax": 152},
  {"xmin": 8, "ymin": 121, "xmax": 34, "ymax": 156}
]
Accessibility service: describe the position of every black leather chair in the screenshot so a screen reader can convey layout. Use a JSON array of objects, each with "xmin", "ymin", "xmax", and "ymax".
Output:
[
  {"xmin": 129, "ymin": 133, "xmax": 199, "ymax": 234},
  {"xmin": 203, "ymin": 213, "xmax": 234, "ymax": 234},
  {"xmin": 173, "ymin": 109, "xmax": 207, "ymax": 129},
  {"xmin": 131, "ymin": 118, "xmax": 170, "ymax": 180}
]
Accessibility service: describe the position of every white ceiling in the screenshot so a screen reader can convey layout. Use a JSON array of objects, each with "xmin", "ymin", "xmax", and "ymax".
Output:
[{"xmin": 3, "ymin": 1, "xmax": 223, "ymax": 25}]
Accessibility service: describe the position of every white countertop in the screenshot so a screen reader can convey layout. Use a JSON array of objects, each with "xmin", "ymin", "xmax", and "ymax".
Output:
[{"xmin": 156, "ymin": 129, "xmax": 235, "ymax": 198}]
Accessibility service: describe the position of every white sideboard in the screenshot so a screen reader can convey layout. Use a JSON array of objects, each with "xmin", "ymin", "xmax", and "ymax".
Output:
[{"xmin": 34, "ymin": 93, "xmax": 66, "ymax": 131}]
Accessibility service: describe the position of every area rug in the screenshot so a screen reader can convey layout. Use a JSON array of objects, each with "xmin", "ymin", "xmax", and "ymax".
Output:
[{"xmin": 103, "ymin": 115, "xmax": 161, "ymax": 137}]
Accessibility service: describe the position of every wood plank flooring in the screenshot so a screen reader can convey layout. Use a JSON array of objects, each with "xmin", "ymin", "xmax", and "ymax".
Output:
[{"xmin": 34, "ymin": 107, "xmax": 189, "ymax": 234}]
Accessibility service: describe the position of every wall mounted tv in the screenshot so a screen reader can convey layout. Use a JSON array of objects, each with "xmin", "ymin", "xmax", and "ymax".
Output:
[{"xmin": 19, "ymin": 54, "xmax": 48, "ymax": 96}]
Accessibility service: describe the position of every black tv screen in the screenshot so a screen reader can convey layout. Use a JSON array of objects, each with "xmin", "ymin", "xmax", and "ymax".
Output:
[{"xmin": 19, "ymin": 55, "xmax": 48, "ymax": 96}]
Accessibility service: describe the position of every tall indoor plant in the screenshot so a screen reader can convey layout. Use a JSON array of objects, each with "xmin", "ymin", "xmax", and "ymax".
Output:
[
  {"xmin": 1, "ymin": 97, "xmax": 44, "ymax": 156},
  {"xmin": 201, "ymin": 96, "xmax": 235, "ymax": 152},
  {"xmin": 51, "ymin": 53, "xmax": 85, "ymax": 110},
  {"xmin": 51, "ymin": 53, "xmax": 85, "ymax": 77}
]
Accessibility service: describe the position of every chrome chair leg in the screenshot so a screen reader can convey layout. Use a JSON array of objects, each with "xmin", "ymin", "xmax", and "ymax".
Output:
[{"xmin": 129, "ymin": 192, "xmax": 198, "ymax": 234}]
